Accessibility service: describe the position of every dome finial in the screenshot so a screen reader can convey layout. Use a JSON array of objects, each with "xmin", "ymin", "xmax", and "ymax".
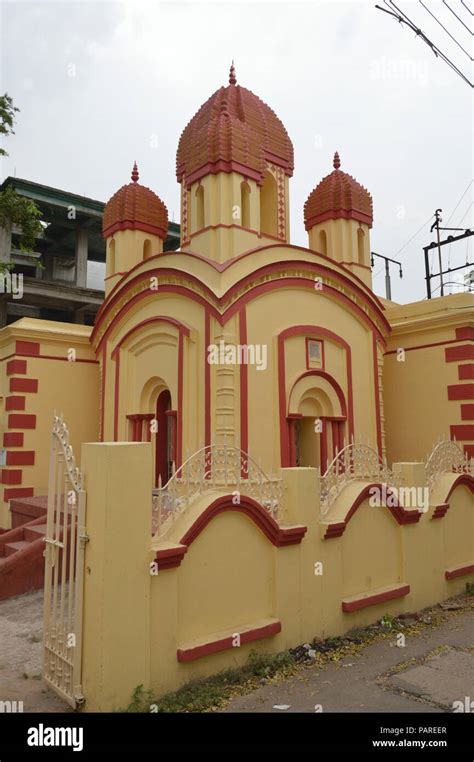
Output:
[
  {"xmin": 333, "ymin": 151, "xmax": 341, "ymax": 170},
  {"xmin": 229, "ymin": 60, "xmax": 237, "ymax": 85},
  {"xmin": 131, "ymin": 161, "xmax": 139, "ymax": 183}
]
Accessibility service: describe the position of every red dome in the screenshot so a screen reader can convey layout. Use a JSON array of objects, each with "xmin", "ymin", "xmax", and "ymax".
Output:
[
  {"xmin": 103, "ymin": 163, "xmax": 168, "ymax": 240},
  {"xmin": 176, "ymin": 64, "xmax": 294, "ymax": 186},
  {"xmin": 304, "ymin": 152, "xmax": 373, "ymax": 230}
]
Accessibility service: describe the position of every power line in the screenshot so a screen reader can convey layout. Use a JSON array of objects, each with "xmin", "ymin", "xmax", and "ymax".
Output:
[
  {"xmin": 376, "ymin": 1, "xmax": 474, "ymax": 86},
  {"xmin": 457, "ymin": 200, "xmax": 474, "ymax": 226},
  {"xmin": 393, "ymin": 212, "xmax": 435, "ymax": 259},
  {"xmin": 461, "ymin": 1, "xmax": 474, "ymax": 17},
  {"xmin": 443, "ymin": 0, "xmax": 473, "ymax": 34},
  {"xmin": 418, "ymin": 0, "xmax": 473, "ymax": 60},
  {"xmin": 445, "ymin": 179, "xmax": 474, "ymax": 224}
]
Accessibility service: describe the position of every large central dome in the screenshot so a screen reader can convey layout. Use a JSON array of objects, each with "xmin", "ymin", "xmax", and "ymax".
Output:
[{"xmin": 176, "ymin": 64, "xmax": 294, "ymax": 186}]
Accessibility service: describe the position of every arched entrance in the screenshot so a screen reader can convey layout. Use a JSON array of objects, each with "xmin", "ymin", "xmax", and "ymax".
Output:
[
  {"xmin": 155, "ymin": 389, "xmax": 173, "ymax": 487},
  {"xmin": 288, "ymin": 371, "xmax": 347, "ymax": 473}
]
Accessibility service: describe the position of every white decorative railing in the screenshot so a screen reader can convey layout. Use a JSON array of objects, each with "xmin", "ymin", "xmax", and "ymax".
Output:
[
  {"xmin": 320, "ymin": 442, "xmax": 402, "ymax": 516},
  {"xmin": 152, "ymin": 443, "xmax": 286, "ymax": 537},
  {"xmin": 425, "ymin": 439, "xmax": 472, "ymax": 492}
]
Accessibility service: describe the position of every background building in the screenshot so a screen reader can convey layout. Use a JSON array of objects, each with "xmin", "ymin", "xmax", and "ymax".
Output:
[{"xmin": 0, "ymin": 176, "xmax": 180, "ymax": 327}]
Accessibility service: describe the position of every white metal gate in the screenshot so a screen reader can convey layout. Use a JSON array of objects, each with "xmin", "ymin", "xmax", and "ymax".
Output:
[{"xmin": 42, "ymin": 414, "xmax": 87, "ymax": 708}]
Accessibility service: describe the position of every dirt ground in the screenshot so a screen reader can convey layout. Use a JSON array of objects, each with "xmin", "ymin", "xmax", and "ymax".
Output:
[{"xmin": 0, "ymin": 588, "xmax": 71, "ymax": 712}]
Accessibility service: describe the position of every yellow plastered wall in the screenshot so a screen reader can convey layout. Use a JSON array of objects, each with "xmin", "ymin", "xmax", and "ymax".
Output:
[
  {"xmin": 0, "ymin": 320, "xmax": 99, "ymax": 528},
  {"xmin": 182, "ymin": 170, "xmax": 287, "ymax": 261},
  {"xmin": 383, "ymin": 293, "xmax": 474, "ymax": 465},
  {"xmin": 80, "ymin": 449, "xmax": 474, "ymax": 711},
  {"xmin": 308, "ymin": 218, "xmax": 372, "ymax": 288}
]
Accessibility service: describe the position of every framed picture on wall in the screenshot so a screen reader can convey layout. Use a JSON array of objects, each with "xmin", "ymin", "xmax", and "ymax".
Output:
[{"xmin": 306, "ymin": 338, "xmax": 324, "ymax": 369}]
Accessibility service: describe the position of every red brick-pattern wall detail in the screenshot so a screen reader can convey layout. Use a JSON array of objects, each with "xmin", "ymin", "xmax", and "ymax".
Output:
[
  {"xmin": 276, "ymin": 166, "xmax": 286, "ymax": 241},
  {"xmin": 181, "ymin": 180, "xmax": 189, "ymax": 245},
  {"xmin": 1, "ymin": 347, "xmax": 39, "ymax": 502},
  {"xmin": 6, "ymin": 359, "xmax": 27, "ymax": 375},
  {"xmin": 445, "ymin": 328, "xmax": 474, "ymax": 457}
]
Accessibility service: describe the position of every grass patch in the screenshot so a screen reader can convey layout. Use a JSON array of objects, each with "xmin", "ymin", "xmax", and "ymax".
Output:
[{"xmin": 123, "ymin": 650, "xmax": 296, "ymax": 713}]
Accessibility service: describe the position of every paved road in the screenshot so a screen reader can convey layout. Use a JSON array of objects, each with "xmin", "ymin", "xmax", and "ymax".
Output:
[{"xmin": 223, "ymin": 607, "xmax": 474, "ymax": 713}]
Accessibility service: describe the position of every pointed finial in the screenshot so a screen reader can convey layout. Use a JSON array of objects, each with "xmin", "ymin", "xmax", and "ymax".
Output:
[
  {"xmin": 229, "ymin": 60, "xmax": 237, "ymax": 85},
  {"xmin": 333, "ymin": 151, "xmax": 341, "ymax": 170},
  {"xmin": 131, "ymin": 161, "xmax": 139, "ymax": 183}
]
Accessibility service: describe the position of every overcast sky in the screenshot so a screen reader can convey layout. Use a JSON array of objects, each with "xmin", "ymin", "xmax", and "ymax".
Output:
[{"xmin": 0, "ymin": 0, "xmax": 472, "ymax": 302}]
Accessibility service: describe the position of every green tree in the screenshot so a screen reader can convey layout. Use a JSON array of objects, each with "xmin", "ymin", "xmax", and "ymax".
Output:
[{"xmin": 0, "ymin": 93, "xmax": 43, "ymax": 256}]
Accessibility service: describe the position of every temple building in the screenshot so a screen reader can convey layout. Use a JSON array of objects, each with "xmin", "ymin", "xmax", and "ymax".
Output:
[{"xmin": 0, "ymin": 63, "xmax": 473, "ymax": 527}]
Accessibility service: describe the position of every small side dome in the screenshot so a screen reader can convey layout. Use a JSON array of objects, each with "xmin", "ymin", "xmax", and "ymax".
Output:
[
  {"xmin": 103, "ymin": 162, "xmax": 168, "ymax": 240},
  {"xmin": 304, "ymin": 152, "xmax": 373, "ymax": 230}
]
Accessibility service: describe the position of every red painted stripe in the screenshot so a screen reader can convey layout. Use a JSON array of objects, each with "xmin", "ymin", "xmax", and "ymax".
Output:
[
  {"xmin": 6, "ymin": 451, "xmax": 35, "ymax": 466},
  {"xmin": 463, "ymin": 444, "xmax": 474, "ymax": 458},
  {"xmin": 461, "ymin": 404, "xmax": 474, "ymax": 420},
  {"xmin": 3, "ymin": 432, "xmax": 23, "ymax": 447},
  {"xmin": 5, "ymin": 396, "xmax": 25, "ymax": 411},
  {"xmin": 15, "ymin": 341, "xmax": 39, "ymax": 356},
  {"xmin": 458, "ymin": 364, "xmax": 474, "ymax": 380},
  {"xmin": 448, "ymin": 384, "xmax": 474, "ymax": 401},
  {"xmin": 113, "ymin": 353, "xmax": 120, "ymax": 441},
  {"xmin": 445, "ymin": 345, "xmax": 474, "ymax": 362},
  {"xmin": 239, "ymin": 309, "xmax": 248, "ymax": 458},
  {"xmin": 100, "ymin": 345, "xmax": 106, "ymax": 442},
  {"xmin": 6, "ymin": 359, "xmax": 27, "ymax": 376},
  {"xmin": 9, "ymin": 377, "xmax": 38, "ymax": 393},
  {"xmin": 177, "ymin": 331, "xmax": 184, "ymax": 468},
  {"xmin": 445, "ymin": 563, "xmax": 474, "ymax": 580},
  {"xmin": 385, "ymin": 337, "xmax": 473, "ymax": 355},
  {"xmin": 373, "ymin": 335, "xmax": 382, "ymax": 457},
  {"xmin": 1, "ymin": 470, "xmax": 22, "ymax": 485},
  {"xmin": 455, "ymin": 327, "xmax": 474, "ymax": 341},
  {"xmin": 4, "ymin": 487, "xmax": 34, "ymax": 501},
  {"xmin": 342, "ymin": 584, "xmax": 410, "ymax": 613},
  {"xmin": 450, "ymin": 424, "xmax": 474, "ymax": 441},
  {"xmin": 204, "ymin": 312, "xmax": 211, "ymax": 448},
  {"xmin": 177, "ymin": 620, "xmax": 282, "ymax": 662},
  {"xmin": 8, "ymin": 414, "xmax": 36, "ymax": 430}
]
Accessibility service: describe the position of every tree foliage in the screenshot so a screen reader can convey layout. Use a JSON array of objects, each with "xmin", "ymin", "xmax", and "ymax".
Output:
[
  {"xmin": 0, "ymin": 93, "xmax": 43, "ymax": 254},
  {"xmin": 0, "ymin": 93, "xmax": 18, "ymax": 157}
]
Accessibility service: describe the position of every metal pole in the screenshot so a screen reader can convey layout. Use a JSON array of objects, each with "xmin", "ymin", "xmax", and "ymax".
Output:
[
  {"xmin": 424, "ymin": 246, "xmax": 432, "ymax": 299},
  {"xmin": 435, "ymin": 209, "xmax": 444, "ymax": 296},
  {"xmin": 384, "ymin": 258, "xmax": 392, "ymax": 300}
]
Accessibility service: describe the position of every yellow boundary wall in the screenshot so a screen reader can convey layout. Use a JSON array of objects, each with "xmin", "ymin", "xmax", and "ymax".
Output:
[{"xmin": 80, "ymin": 443, "xmax": 474, "ymax": 712}]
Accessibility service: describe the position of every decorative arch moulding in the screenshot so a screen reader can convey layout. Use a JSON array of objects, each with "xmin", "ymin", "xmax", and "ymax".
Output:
[
  {"xmin": 92, "ymin": 244, "xmax": 388, "ymax": 336},
  {"xmin": 91, "ymin": 263, "xmax": 389, "ymax": 355},
  {"xmin": 322, "ymin": 483, "xmax": 422, "ymax": 540},
  {"xmin": 153, "ymin": 495, "xmax": 307, "ymax": 571}
]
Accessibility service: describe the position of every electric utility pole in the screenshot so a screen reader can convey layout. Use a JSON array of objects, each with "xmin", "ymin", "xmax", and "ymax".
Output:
[{"xmin": 371, "ymin": 252, "xmax": 403, "ymax": 300}]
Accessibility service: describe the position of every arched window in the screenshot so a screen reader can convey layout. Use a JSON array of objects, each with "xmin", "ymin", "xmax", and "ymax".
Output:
[
  {"xmin": 241, "ymin": 181, "xmax": 251, "ymax": 228},
  {"xmin": 318, "ymin": 230, "xmax": 327, "ymax": 257},
  {"xmin": 196, "ymin": 185, "xmax": 205, "ymax": 231},
  {"xmin": 107, "ymin": 239, "xmax": 116, "ymax": 276},
  {"xmin": 143, "ymin": 239, "xmax": 152, "ymax": 260},
  {"xmin": 260, "ymin": 171, "xmax": 278, "ymax": 237},
  {"xmin": 357, "ymin": 228, "xmax": 365, "ymax": 265}
]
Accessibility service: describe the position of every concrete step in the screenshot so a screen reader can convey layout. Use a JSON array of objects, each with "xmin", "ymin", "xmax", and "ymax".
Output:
[
  {"xmin": 24, "ymin": 524, "xmax": 47, "ymax": 542},
  {"xmin": 3, "ymin": 540, "xmax": 30, "ymax": 556}
]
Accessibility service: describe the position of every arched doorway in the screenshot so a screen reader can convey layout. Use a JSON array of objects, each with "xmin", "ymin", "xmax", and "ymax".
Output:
[
  {"xmin": 155, "ymin": 389, "xmax": 172, "ymax": 486},
  {"xmin": 288, "ymin": 372, "xmax": 347, "ymax": 473}
]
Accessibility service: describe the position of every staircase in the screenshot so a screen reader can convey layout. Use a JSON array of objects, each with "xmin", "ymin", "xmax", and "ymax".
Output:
[{"xmin": 0, "ymin": 497, "xmax": 48, "ymax": 601}]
